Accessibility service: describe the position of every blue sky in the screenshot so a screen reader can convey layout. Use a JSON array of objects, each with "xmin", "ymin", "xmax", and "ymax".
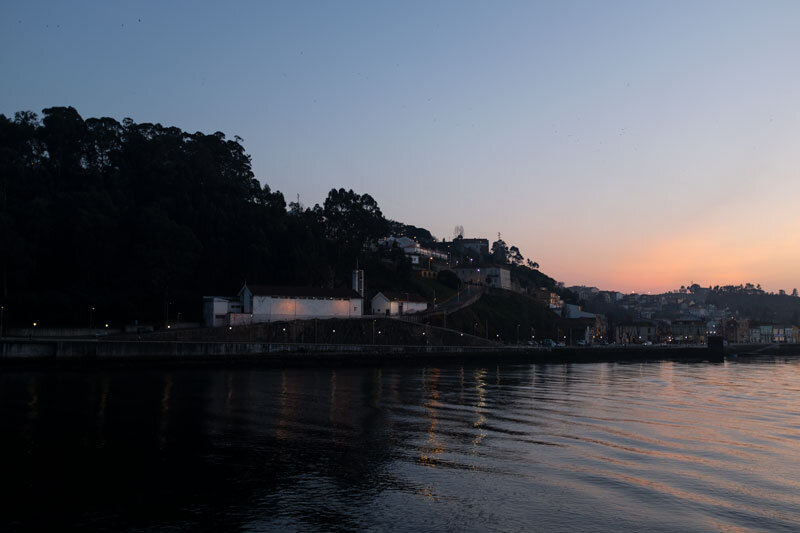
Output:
[{"xmin": 3, "ymin": 1, "xmax": 800, "ymax": 292}]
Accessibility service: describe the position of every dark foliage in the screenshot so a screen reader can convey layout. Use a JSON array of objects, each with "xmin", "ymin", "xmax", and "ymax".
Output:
[
  {"xmin": 436, "ymin": 269, "xmax": 461, "ymax": 290},
  {"xmin": 387, "ymin": 220, "xmax": 435, "ymax": 243},
  {"xmin": 0, "ymin": 108, "xmax": 388, "ymax": 326}
]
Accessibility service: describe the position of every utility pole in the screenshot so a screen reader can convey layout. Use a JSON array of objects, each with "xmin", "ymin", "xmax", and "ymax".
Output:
[{"xmin": 486, "ymin": 319, "xmax": 488, "ymax": 340}]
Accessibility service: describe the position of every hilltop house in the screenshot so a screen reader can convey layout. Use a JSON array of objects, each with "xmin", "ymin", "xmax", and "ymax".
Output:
[
  {"xmin": 380, "ymin": 236, "xmax": 447, "ymax": 264},
  {"xmin": 371, "ymin": 292, "xmax": 428, "ymax": 316},
  {"xmin": 452, "ymin": 266, "xmax": 511, "ymax": 290},
  {"xmin": 457, "ymin": 238, "xmax": 489, "ymax": 257}
]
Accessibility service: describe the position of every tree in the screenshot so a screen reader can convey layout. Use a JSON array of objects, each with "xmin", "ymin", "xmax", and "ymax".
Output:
[
  {"xmin": 509, "ymin": 245, "xmax": 524, "ymax": 266},
  {"xmin": 491, "ymin": 239, "xmax": 508, "ymax": 264},
  {"xmin": 437, "ymin": 269, "xmax": 461, "ymax": 290},
  {"xmin": 527, "ymin": 259, "xmax": 540, "ymax": 270},
  {"xmin": 453, "ymin": 225, "xmax": 464, "ymax": 239},
  {"xmin": 323, "ymin": 188, "xmax": 388, "ymax": 249},
  {"xmin": 0, "ymin": 106, "xmax": 298, "ymax": 324},
  {"xmin": 793, "ymin": 288, "xmax": 798, "ymax": 297}
]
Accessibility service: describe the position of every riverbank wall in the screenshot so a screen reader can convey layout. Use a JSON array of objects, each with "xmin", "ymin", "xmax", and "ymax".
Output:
[{"xmin": 0, "ymin": 337, "xmax": 749, "ymax": 367}]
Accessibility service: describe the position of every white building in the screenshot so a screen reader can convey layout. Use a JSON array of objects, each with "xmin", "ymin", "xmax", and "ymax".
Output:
[
  {"xmin": 452, "ymin": 266, "xmax": 511, "ymax": 290},
  {"xmin": 562, "ymin": 303, "xmax": 598, "ymax": 319},
  {"xmin": 380, "ymin": 236, "xmax": 447, "ymax": 262},
  {"xmin": 371, "ymin": 292, "xmax": 428, "ymax": 316},
  {"xmin": 484, "ymin": 267, "xmax": 511, "ymax": 290},
  {"xmin": 234, "ymin": 285, "xmax": 363, "ymax": 324},
  {"xmin": 202, "ymin": 297, "xmax": 242, "ymax": 327}
]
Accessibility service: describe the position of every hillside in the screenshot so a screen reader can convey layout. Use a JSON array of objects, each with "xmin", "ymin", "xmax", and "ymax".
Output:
[
  {"xmin": 0, "ymin": 106, "xmax": 570, "ymax": 329},
  {"xmin": 429, "ymin": 289, "xmax": 560, "ymax": 343}
]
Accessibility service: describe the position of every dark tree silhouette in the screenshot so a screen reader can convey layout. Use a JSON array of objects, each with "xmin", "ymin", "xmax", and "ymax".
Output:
[{"xmin": 0, "ymin": 108, "xmax": 391, "ymax": 326}]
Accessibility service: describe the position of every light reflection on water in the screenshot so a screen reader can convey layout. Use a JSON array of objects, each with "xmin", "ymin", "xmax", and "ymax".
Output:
[{"xmin": 2, "ymin": 358, "xmax": 800, "ymax": 531}]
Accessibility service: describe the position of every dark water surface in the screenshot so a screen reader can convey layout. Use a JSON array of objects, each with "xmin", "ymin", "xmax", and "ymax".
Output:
[{"xmin": 3, "ymin": 358, "xmax": 800, "ymax": 531}]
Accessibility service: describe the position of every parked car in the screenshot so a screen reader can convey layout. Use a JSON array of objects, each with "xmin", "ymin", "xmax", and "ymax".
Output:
[{"xmin": 542, "ymin": 339, "xmax": 556, "ymax": 348}]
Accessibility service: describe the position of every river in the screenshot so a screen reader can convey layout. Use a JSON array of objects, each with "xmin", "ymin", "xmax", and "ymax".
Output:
[{"xmin": 2, "ymin": 357, "xmax": 800, "ymax": 531}]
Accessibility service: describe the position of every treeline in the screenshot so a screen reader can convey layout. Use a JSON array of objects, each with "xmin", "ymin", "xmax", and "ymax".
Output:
[{"xmin": 0, "ymin": 107, "xmax": 391, "ymax": 327}]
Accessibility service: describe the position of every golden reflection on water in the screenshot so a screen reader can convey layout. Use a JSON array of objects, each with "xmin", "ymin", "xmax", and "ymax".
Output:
[
  {"xmin": 420, "ymin": 368, "xmax": 444, "ymax": 466},
  {"xmin": 6, "ymin": 360, "xmax": 800, "ymax": 531},
  {"xmin": 275, "ymin": 370, "xmax": 292, "ymax": 442},
  {"xmin": 472, "ymin": 368, "xmax": 487, "ymax": 448}
]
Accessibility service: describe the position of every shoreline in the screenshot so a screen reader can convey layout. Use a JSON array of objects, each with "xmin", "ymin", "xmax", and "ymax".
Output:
[{"xmin": 3, "ymin": 337, "xmax": 795, "ymax": 368}]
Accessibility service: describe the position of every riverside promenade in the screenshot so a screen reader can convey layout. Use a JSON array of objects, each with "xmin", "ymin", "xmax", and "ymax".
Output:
[{"xmin": 0, "ymin": 337, "xmax": 761, "ymax": 367}]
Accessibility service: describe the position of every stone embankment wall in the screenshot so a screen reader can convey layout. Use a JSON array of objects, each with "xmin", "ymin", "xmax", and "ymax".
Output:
[
  {"xmin": 0, "ymin": 338, "xmax": 727, "ymax": 365},
  {"xmin": 113, "ymin": 317, "xmax": 497, "ymax": 348}
]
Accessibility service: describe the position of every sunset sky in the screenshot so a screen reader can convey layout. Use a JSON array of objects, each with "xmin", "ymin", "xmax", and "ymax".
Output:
[{"xmin": 3, "ymin": 1, "xmax": 799, "ymax": 293}]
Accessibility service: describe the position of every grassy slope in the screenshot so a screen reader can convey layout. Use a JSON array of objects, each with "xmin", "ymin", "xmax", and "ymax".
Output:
[{"xmin": 430, "ymin": 289, "xmax": 559, "ymax": 342}]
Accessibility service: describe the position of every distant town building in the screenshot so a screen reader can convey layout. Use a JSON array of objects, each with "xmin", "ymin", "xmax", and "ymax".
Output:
[
  {"xmin": 615, "ymin": 321, "xmax": 658, "ymax": 344},
  {"xmin": 457, "ymin": 238, "xmax": 490, "ymax": 257},
  {"xmin": 561, "ymin": 303, "xmax": 599, "ymax": 319},
  {"xmin": 773, "ymin": 325, "xmax": 798, "ymax": 344},
  {"xmin": 452, "ymin": 266, "xmax": 511, "ymax": 290},
  {"xmin": 371, "ymin": 292, "xmax": 428, "ymax": 316},
  {"xmin": 568, "ymin": 286, "xmax": 600, "ymax": 301},
  {"xmin": 380, "ymin": 236, "xmax": 447, "ymax": 263},
  {"xmin": 560, "ymin": 316, "xmax": 608, "ymax": 345},
  {"xmin": 671, "ymin": 319, "xmax": 707, "ymax": 343},
  {"xmin": 723, "ymin": 318, "xmax": 750, "ymax": 344},
  {"xmin": 529, "ymin": 287, "xmax": 564, "ymax": 310}
]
